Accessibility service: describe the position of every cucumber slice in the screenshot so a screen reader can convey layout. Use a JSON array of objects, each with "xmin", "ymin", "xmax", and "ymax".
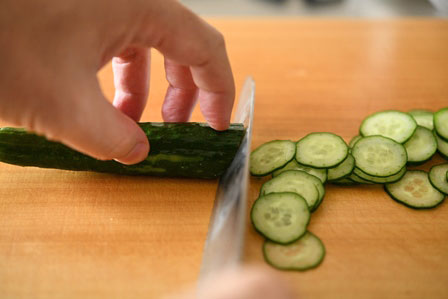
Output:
[
  {"xmin": 306, "ymin": 171, "xmax": 326, "ymax": 212},
  {"xmin": 404, "ymin": 126, "xmax": 437, "ymax": 164},
  {"xmin": 385, "ymin": 170, "xmax": 445, "ymax": 209},
  {"xmin": 261, "ymin": 170, "xmax": 320, "ymax": 210},
  {"xmin": 349, "ymin": 135, "xmax": 362, "ymax": 148},
  {"xmin": 263, "ymin": 231, "xmax": 325, "ymax": 271},
  {"xmin": 332, "ymin": 177, "xmax": 359, "ymax": 186},
  {"xmin": 272, "ymin": 159, "xmax": 327, "ymax": 183},
  {"xmin": 360, "ymin": 110, "xmax": 417, "ymax": 143},
  {"xmin": 251, "ymin": 192, "xmax": 310, "ymax": 244},
  {"xmin": 352, "ymin": 136, "xmax": 407, "ymax": 177},
  {"xmin": 353, "ymin": 166, "xmax": 406, "ymax": 184},
  {"xmin": 327, "ymin": 154, "xmax": 355, "ymax": 181},
  {"xmin": 408, "ymin": 109, "xmax": 434, "ymax": 130},
  {"xmin": 434, "ymin": 108, "xmax": 448, "ymax": 141},
  {"xmin": 296, "ymin": 133, "xmax": 348, "ymax": 168},
  {"xmin": 434, "ymin": 131, "xmax": 448, "ymax": 160},
  {"xmin": 429, "ymin": 164, "xmax": 448, "ymax": 195},
  {"xmin": 250, "ymin": 140, "xmax": 296, "ymax": 176},
  {"xmin": 349, "ymin": 172, "xmax": 375, "ymax": 185}
]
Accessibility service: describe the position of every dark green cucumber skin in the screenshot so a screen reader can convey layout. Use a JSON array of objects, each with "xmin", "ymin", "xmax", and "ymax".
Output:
[{"xmin": 0, "ymin": 123, "xmax": 245, "ymax": 179}]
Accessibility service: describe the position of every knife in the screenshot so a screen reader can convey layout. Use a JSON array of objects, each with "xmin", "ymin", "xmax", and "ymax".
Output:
[{"xmin": 198, "ymin": 77, "xmax": 255, "ymax": 282}]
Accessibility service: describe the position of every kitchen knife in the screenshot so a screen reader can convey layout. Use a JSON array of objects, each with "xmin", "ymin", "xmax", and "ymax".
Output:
[{"xmin": 198, "ymin": 77, "xmax": 255, "ymax": 282}]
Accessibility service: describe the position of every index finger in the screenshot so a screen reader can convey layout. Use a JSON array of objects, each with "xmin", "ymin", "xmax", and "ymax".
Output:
[{"xmin": 138, "ymin": 0, "xmax": 235, "ymax": 130}]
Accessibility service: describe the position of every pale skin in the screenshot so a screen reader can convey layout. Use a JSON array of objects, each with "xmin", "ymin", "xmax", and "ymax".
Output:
[
  {"xmin": 0, "ymin": 0, "xmax": 235, "ymax": 164},
  {"xmin": 0, "ymin": 0, "xmax": 293, "ymax": 297}
]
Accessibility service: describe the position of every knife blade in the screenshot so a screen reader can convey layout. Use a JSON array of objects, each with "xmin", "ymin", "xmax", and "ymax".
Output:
[{"xmin": 198, "ymin": 77, "xmax": 255, "ymax": 282}]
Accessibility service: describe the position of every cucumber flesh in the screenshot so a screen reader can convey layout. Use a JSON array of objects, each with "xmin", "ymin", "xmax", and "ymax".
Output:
[
  {"xmin": 404, "ymin": 126, "xmax": 437, "ymax": 164},
  {"xmin": 352, "ymin": 136, "xmax": 407, "ymax": 177},
  {"xmin": 349, "ymin": 172, "xmax": 375, "ymax": 185},
  {"xmin": 353, "ymin": 166, "xmax": 406, "ymax": 184},
  {"xmin": 434, "ymin": 108, "xmax": 448, "ymax": 141},
  {"xmin": 360, "ymin": 110, "xmax": 417, "ymax": 143},
  {"xmin": 434, "ymin": 131, "xmax": 448, "ymax": 160},
  {"xmin": 332, "ymin": 177, "xmax": 359, "ymax": 186},
  {"xmin": 263, "ymin": 231, "xmax": 325, "ymax": 271},
  {"xmin": 273, "ymin": 159, "xmax": 327, "ymax": 184},
  {"xmin": 385, "ymin": 170, "xmax": 445, "ymax": 209},
  {"xmin": 327, "ymin": 154, "xmax": 355, "ymax": 181},
  {"xmin": 261, "ymin": 170, "xmax": 320, "ymax": 210},
  {"xmin": 251, "ymin": 192, "xmax": 310, "ymax": 244},
  {"xmin": 429, "ymin": 164, "xmax": 448, "ymax": 195},
  {"xmin": 408, "ymin": 110, "xmax": 434, "ymax": 130},
  {"xmin": 349, "ymin": 135, "xmax": 362, "ymax": 149},
  {"xmin": 296, "ymin": 132, "xmax": 348, "ymax": 168},
  {"xmin": 250, "ymin": 140, "xmax": 296, "ymax": 176},
  {"xmin": 305, "ymin": 171, "xmax": 326, "ymax": 212}
]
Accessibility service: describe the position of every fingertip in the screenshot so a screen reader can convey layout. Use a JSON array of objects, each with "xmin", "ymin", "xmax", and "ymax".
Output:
[
  {"xmin": 208, "ymin": 120, "xmax": 230, "ymax": 131},
  {"xmin": 114, "ymin": 139, "xmax": 150, "ymax": 165}
]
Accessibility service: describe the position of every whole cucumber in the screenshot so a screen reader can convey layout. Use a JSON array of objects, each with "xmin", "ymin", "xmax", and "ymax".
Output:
[{"xmin": 0, "ymin": 122, "xmax": 245, "ymax": 179}]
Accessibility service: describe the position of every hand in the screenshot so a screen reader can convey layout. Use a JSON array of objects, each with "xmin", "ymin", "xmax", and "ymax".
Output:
[
  {"xmin": 0, "ymin": 0, "xmax": 235, "ymax": 164},
  {"xmin": 166, "ymin": 266, "xmax": 295, "ymax": 299}
]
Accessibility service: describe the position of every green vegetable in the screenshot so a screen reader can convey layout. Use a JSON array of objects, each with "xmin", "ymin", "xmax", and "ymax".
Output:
[
  {"xmin": 360, "ymin": 110, "xmax": 417, "ymax": 143},
  {"xmin": 263, "ymin": 231, "xmax": 325, "ymax": 271},
  {"xmin": 385, "ymin": 170, "xmax": 445, "ymax": 209},
  {"xmin": 251, "ymin": 192, "xmax": 310, "ymax": 244},
  {"xmin": 250, "ymin": 140, "xmax": 296, "ymax": 176},
  {"xmin": 0, "ymin": 123, "xmax": 245, "ymax": 179}
]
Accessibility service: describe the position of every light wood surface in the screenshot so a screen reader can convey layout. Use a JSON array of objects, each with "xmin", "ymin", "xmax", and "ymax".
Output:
[{"xmin": 1, "ymin": 19, "xmax": 448, "ymax": 299}]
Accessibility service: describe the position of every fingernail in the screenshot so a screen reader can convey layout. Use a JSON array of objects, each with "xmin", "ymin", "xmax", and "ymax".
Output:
[
  {"xmin": 115, "ymin": 142, "xmax": 149, "ymax": 165},
  {"xmin": 210, "ymin": 121, "xmax": 230, "ymax": 131}
]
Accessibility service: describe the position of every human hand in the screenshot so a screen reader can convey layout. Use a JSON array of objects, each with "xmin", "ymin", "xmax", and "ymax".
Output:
[
  {"xmin": 0, "ymin": 0, "xmax": 235, "ymax": 164},
  {"xmin": 166, "ymin": 266, "xmax": 295, "ymax": 299}
]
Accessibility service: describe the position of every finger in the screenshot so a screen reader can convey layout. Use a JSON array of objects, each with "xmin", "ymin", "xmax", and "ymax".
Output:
[
  {"xmin": 164, "ymin": 266, "xmax": 295, "ymax": 299},
  {"xmin": 29, "ymin": 73, "xmax": 149, "ymax": 165},
  {"xmin": 112, "ymin": 47, "xmax": 150, "ymax": 122},
  {"xmin": 197, "ymin": 267, "xmax": 295, "ymax": 299},
  {"xmin": 162, "ymin": 58, "xmax": 198, "ymax": 122},
  {"xmin": 138, "ymin": 0, "xmax": 235, "ymax": 130}
]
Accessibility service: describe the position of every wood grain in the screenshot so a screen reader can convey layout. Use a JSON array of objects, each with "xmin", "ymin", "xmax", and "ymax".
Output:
[{"xmin": 1, "ymin": 19, "xmax": 448, "ymax": 299}]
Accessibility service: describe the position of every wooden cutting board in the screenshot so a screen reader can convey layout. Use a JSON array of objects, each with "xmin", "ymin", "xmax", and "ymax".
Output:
[{"xmin": 1, "ymin": 19, "xmax": 447, "ymax": 299}]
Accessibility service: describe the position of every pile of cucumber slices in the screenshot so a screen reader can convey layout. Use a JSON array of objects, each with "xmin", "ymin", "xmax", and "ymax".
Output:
[{"xmin": 249, "ymin": 108, "xmax": 448, "ymax": 271}]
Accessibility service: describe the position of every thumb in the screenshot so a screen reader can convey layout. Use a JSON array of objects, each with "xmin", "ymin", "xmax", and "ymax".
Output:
[{"xmin": 35, "ymin": 75, "xmax": 149, "ymax": 165}]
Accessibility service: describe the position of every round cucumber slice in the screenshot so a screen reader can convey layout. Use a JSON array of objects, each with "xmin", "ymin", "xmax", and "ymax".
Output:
[
  {"xmin": 251, "ymin": 192, "xmax": 310, "ymax": 244},
  {"xmin": 429, "ymin": 164, "xmax": 448, "ymax": 195},
  {"xmin": 434, "ymin": 108, "xmax": 448, "ymax": 141},
  {"xmin": 349, "ymin": 135, "xmax": 362, "ymax": 148},
  {"xmin": 404, "ymin": 126, "xmax": 437, "ymax": 164},
  {"xmin": 385, "ymin": 170, "xmax": 445, "ymax": 209},
  {"xmin": 360, "ymin": 110, "xmax": 417, "ymax": 143},
  {"xmin": 250, "ymin": 140, "xmax": 296, "ymax": 176},
  {"xmin": 352, "ymin": 136, "xmax": 407, "ymax": 177},
  {"xmin": 327, "ymin": 154, "xmax": 355, "ymax": 181},
  {"xmin": 408, "ymin": 109, "xmax": 434, "ymax": 130},
  {"xmin": 261, "ymin": 170, "xmax": 320, "ymax": 210},
  {"xmin": 263, "ymin": 231, "xmax": 325, "ymax": 271},
  {"xmin": 353, "ymin": 166, "xmax": 406, "ymax": 184},
  {"xmin": 331, "ymin": 177, "xmax": 359, "ymax": 186},
  {"xmin": 434, "ymin": 131, "xmax": 448, "ymax": 160},
  {"xmin": 296, "ymin": 132, "xmax": 348, "ymax": 168},
  {"xmin": 272, "ymin": 159, "xmax": 327, "ymax": 183},
  {"xmin": 349, "ymin": 172, "xmax": 375, "ymax": 184}
]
